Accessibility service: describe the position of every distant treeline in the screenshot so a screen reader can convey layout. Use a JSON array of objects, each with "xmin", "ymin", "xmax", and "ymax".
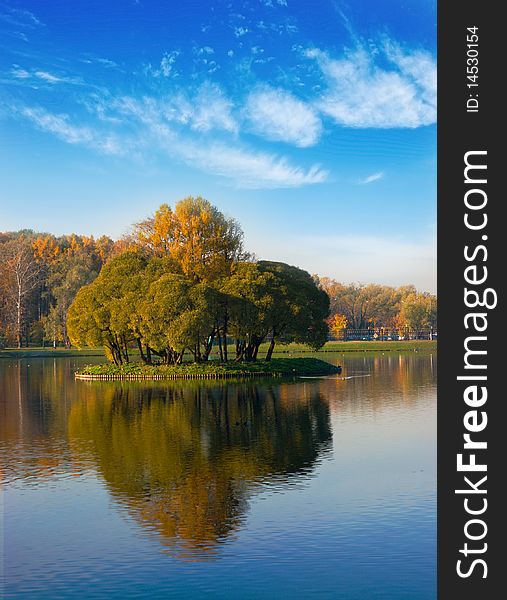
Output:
[
  {"xmin": 316, "ymin": 278, "xmax": 437, "ymax": 339},
  {"xmin": 0, "ymin": 230, "xmax": 119, "ymax": 348},
  {"xmin": 0, "ymin": 199, "xmax": 436, "ymax": 350}
]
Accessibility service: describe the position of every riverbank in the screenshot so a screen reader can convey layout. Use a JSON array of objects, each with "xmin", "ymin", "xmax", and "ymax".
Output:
[
  {"xmin": 1, "ymin": 339, "xmax": 436, "ymax": 359},
  {"xmin": 76, "ymin": 358, "xmax": 341, "ymax": 380}
]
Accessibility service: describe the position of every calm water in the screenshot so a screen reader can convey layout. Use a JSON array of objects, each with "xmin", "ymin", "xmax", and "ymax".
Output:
[{"xmin": 1, "ymin": 352, "xmax": 436, "ymax": 599}]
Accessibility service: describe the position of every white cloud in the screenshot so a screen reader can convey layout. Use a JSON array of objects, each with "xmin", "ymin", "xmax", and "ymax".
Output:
[
  {"xmin": 95, "ymin": 57, "xmax": 118, "ymax": 69},
  {"xmin": 11, "ymin": 66, "xmax": 30, "ymax": 79},
  {"xmin": 234, "ymin": 26, "xmax": 249, "ymax": 37},
  {"xmin": 9, "ymin": 66, "xmax": 83, "ymax": 86},
  {"xmin": 115, "ymin": 95, "xmax": 327, "ymax": 187},
  {"xmin": 19, "ymin": 107, "xmax": 132, "ymax": 156},
  {"xmin": 159, "ymin": 50, "xmax": 179, "ymax": 77},
  {"xmin": 23, "ymin": 89, "xmax": 326, "ymax": 189},
  {"xmin": 190, "ymin": 82, "xmax": 237, "ymax": 133},
  {"xmin": 176, "ymin": 141, "xmax": 328, "ymax": 188},
  {"xmin": 259, "ymin": 0, "xmax": 288, "ymax": 8},
  {"xmin": 245, "ymin": 86, "xmax": 321, "ymax": 147},
  {"xmin": 195, "ymin": 46, "xmax": 214, "ymax": 55},
  {"xmin": 21, "ymin": 107, "xmax": 93, "ymax": 144},
  {"xmin": 144, "ymin": 51, "xmax": 180, "ymax": 78},
  {"xmin": 358, "ymin": 171, "xmax": 384, "ymax": 185},
  {"xmin": 34, "ymin": 70, "xmax": 63, "ymax": 83},
  {"xmin": 0, "ymin": 6, "xmax": 43, "ymax": 28},
  {"xmin": 118, "ymin": 83, "xmax": 237, "ymax": 134},
  {"xmin": 306, "ymin": 44, "xmax": 436, "ymax": 128},
  {"xmin": 81, "ymin": 56, "xmax": 119, "ymax": 69}
]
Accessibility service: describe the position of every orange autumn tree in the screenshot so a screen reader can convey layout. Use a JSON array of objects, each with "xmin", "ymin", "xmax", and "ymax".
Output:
[{"xmin": 130, "ymin": 197, "xmax": 246, "ymax": 282}]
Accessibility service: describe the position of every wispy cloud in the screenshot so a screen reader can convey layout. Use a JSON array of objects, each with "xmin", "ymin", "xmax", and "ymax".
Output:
[
  {"xmin": 145, "ymin": 50, "xmax": 180, "ymax": 78},
  {"xmin": 358, "ymin": 171, "xmax": 384, "ymax": 185},
  {"xmin": 80, "ymin": 55, "xmax": 120, "ymax": 70},
  {"xmin": 34, "ymin": 70, "xmax": 65, "ymax": 83},
  {"xmin": 234, "ymin": 26, "xmax": 249, "ymax": 37},
  {"xmin": 114, "ymin": 93, "xmax": 327, "ymax": 187},
  {"xmin": 10, "ymin": 65, "xmax": 30, "ymax": 79},
  {"xmin": 259, "ymin": 0, "xmax": 288, "ymax": 7},
  {"xmin": 115, "ymin": 82, "xmax": 238, "ymax": 135},
  {"xmin": 16, "ymin": 91, "xmax": 327, "ymax": 189},
  {"xmin": 8, "ymin": 65, "xmax": 83, "ymax": 86},
  {"xmin": 245, "ymin": 85, "xmax": 321, "ymax": 147},
  {"xmin": 194, "ymin": 45, "xmax": 214, "ymax": 56},
  {"xmin": 306, "ymin": 42, "xmax": 436, "ymax": 128},
  {"xmin": 189, "ymin": 82, "xmax": 237, "ymax": 133},
  {"xmin": 18, "ymin": 106, "xmax": 135, "ymax": 156},
  {"xmin": 176, "ymin": 141, "xmax": 328, "ymax": 188},
  {"xmin": 0, "ymin": 5, "xmax": 43, "ymax": 28}
]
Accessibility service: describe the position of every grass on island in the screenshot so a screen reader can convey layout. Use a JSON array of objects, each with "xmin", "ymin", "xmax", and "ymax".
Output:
[
  {"xmin": 1, "ymin": 339, "xmax": 436, "ymax": 359},
  {"xmin": 78, "ymin": 357, "xmax": 341, "ymax": 378}
]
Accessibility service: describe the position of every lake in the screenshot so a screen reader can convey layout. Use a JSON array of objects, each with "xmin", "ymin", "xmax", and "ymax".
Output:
[{"xmin": 1, "ymin": 352, "xmax": 436, "ymax": 599}]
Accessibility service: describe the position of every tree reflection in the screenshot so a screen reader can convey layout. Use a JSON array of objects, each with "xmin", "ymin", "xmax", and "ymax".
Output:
[{"xmin": 66, "ymin": 381, "xmax": 332, "ymax": 558}]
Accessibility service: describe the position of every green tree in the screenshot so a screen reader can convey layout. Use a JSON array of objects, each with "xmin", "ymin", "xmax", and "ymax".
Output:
[
  {"xmin": 43, "ymin": 248, "xmax": 99, "ymax": 346},
  {"xmin": 67, "ymin": 252, "xmax": 149, "ymax": 364},
  {"xmin": 226, "ymin": 262, "xmax": 329, "ymax": 361},
  {"xmin": 223, "ymin": 262, "xmax": 275, "ymax": 361},
  {"xmin": 258, "ymin": 262, "xmax": 329, "ymax": 360}
]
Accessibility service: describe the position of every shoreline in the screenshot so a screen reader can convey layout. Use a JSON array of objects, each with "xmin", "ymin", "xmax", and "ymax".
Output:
[
  {"xmin": 75, "ymin": 358, "xmax": 342, "ymax": 381},
  {"xmin": 1, "ymin": 340, "xmax": 437, "ymax": 360}
]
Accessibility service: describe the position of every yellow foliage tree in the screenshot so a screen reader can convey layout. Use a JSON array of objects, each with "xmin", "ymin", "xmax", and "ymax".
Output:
[
  {"xmin": 329, "ymin": 313, "xmax": 347, "ymax": 339},
  {"xmin": 131, "ymin": 197, "xmax": 245, "ymax": 282}
]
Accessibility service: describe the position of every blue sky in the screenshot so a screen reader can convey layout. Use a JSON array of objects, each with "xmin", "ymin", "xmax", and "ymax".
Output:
[{"xmin": 0, "ymin": 0, "xmax": 436, "ymax": 291}]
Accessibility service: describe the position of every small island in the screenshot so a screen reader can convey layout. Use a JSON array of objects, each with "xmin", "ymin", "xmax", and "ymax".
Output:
[{"xmin": 75, "ymin": 357, "xmax": 341, "ymax": 380}]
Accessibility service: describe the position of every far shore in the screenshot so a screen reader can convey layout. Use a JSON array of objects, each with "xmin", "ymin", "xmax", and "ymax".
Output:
[{"xmin": 0, "ymin": 339, "xmax": 437, "ymax": 359}]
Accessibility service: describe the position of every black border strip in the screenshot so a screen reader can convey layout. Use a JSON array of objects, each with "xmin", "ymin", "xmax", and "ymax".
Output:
[{"xmin": 438, "ymin": 2, "xmax": 503, "ymax": 597}]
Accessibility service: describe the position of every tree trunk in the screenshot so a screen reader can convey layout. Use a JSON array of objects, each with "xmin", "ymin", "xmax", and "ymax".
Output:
[
  {"xmin": 16, "ymin": 288, "xmax": 22, "ymax": 349},
  {"xmin": 122, "ymin": 335, "xmax": 129, "ymax": 363},
  {"xmin": 223, "ymin": 315, "xmax": 228, "ymax": 362},
  {"xmin": 265, "ymin": 336, "xmax": 276, "ymax": 361},
  {"xmin": 203, "ymin": 331, "xmax": 215, "ymax": 361},
  {"xmin": 137, "ymin": 338, "xmax": 147, "ymax": 364},
  {"xmin": 217, "ymin": 330, "xmax": 224, "ymax": 362},
  {"xmin": 235, "ymin": 340, "xmax": 244, "ymax": 362}
]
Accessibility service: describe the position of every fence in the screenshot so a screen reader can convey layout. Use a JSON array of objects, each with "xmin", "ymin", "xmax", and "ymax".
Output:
[{"xmin": 332, "ymin": 327, "xmax": 437, "ymax": 341}]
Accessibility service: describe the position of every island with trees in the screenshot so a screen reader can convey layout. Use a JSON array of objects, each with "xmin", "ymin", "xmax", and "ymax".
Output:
[{"xmin": 66, "ymin": 197, "xmax": 338, "ymax": 379}]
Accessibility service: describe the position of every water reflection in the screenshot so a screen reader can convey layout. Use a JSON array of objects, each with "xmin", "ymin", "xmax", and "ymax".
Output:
[
  {"xmin": 66, "ymin": 382, "xmax": 332, "ymax": 558},
  {"xmin": 1, "ymin": 360, "xmax": 332, "ymax": 559}
]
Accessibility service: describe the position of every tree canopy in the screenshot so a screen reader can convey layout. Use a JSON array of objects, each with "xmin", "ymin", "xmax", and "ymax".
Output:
[{"xmin": 128, "ymin": 196, "xmax": 246, "ymax": 282}]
